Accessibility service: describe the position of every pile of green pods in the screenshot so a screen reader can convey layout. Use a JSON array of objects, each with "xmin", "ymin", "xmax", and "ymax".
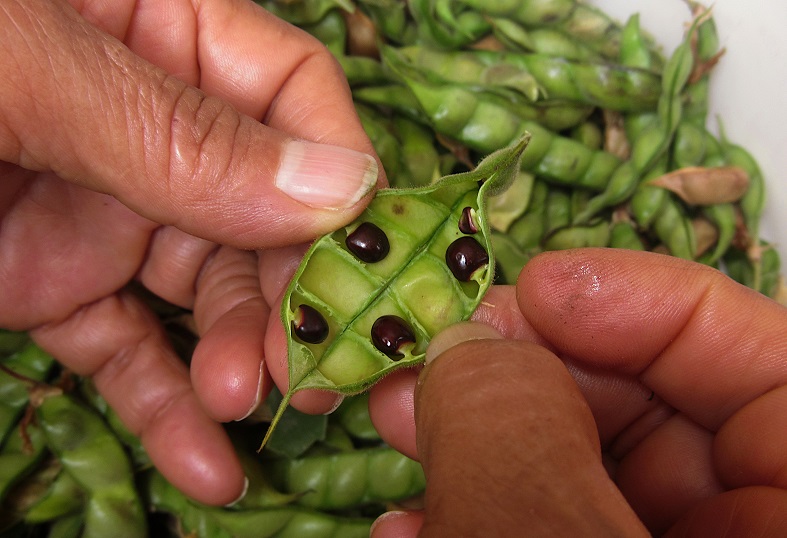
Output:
[{"xmin": 2, "ymin": 1, "xmax": 784, "ymax": 536}]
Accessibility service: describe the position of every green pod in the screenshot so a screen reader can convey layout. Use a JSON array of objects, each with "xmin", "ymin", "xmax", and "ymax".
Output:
[
  {"xmin": 457, "ymin": 0, "xmax": 574, "ymax": 27},
  {"xmin": 332, "ymin": 393, "xmax": 380, "ymax": 442},
  {"xmin": 0, "ymin": 422, "xmax": 48, "ymax": 505},
  {"xmin": 47, "ymin": 514, "xmax": 84, "ymax": 538},
  {"xmin": 356, "ymin": 104, "xmax": 402, "ymax": 184},
  {"xmin": 570, "ymin": 121, "xmax": 603, "ymax": 150},
  {"xmin": 543, "ymin": 220, "xmax": 610, "ymax": 251},
  {"xmin": 508, "ymin": 211, "xmax": 546, "ymax": 251},
  {"xmin": 0, "ymin": 343, "xmax": 55, "ymax": 445},
  {"xmin": 24, "ymin": 469, "xmax": 85, "ymax": 524},
  {"xmin": 300, "ymin": 8, "xmax": 347, "ymax": 57},
  {"xmin": 356, "ymin": 0, "xmax": 414, "ymax": 45},
  {"xmin": 724, "ymin": 243, "xmax": 782, "ymax": 299},
  {"xmin": 630, "ymin": 183, "xmax": 668, "ymax": 229},
  {"xmin": 699, "ymin": 203, "xmax": 736, "ymax": 265},
  {"xmin": 254, "ymin": 0, "xmax": 353, "ymax": 26},
  {"xmin": 261, "ymin": 135, "xmax": 530, "ymax": 450},
  {"xmin": 269, "ymin": 447, "xmax": 425, "ymax": 510},
  {"xmin": 0, "ymin": 329, "xmax": 29, "ymax": 357},
  {"xmin": 392, "ymin": 115, "xmax": 442, "ymax": 188},
  {"xmin": 490, "ymin": 232, "xmax": 537, "ymax": 285},
  {"xmin": 652, "ymin": 197, "xmax": 696, "ymax": 260},
  {"xmin": 409, "ymin": 0, "xmax": 490, "ymax": 49},
  {"xmin": 619, "ymin": 14, "xmax": 659, "ymax": 70},
  {"xmin": 522, "ymin": 27, "xmax": 603, "ymax": 61},
  {"xmin": 609, "ymin": 220, "xmax": 646, "ymax": 251},
  {"xmin": 146, "ymin": 470, "xmax": 372, "ymax": 538},
  {"xmin": 35, "ymin": 392, "xmax": 146, "ymax": 538},
  {"xmin": 543, "ymin": 187, "xmax": 571, "ymax": 236},
  {"xmin": 487, "ymin": 170, "xmax": 534, "ymax": 232},
  {"xmin": 673, "ymin": 121, "xmax": 707, "ymax": 169},
  {"xmin": 352, "ymin": 85, "xmax": 428, "ymax": 124}
]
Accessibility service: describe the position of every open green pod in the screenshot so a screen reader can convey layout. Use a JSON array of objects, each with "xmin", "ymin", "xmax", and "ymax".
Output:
[{"xmin": 259, "ymin": 134, "xmax": 531, "ymax": 451}]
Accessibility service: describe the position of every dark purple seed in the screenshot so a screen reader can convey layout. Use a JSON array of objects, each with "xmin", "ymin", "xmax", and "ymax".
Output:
[
  {"xmin": 458, "ymin": 207, "xmax": 478, "ymax": 234},
  {"xmin": 371, "ymin": 315, "xmax": 415, "ymax": 359},
  {"xmin": 292, "ymin": 304, "xmax": 329, "ymax": 344},
  {"xmin": 345, "ymin": 222, "xmax": 390, "ymax": 263},
  {"xmin": 445, "ymin": 236, "xmax": 489, "ymax": 282}
]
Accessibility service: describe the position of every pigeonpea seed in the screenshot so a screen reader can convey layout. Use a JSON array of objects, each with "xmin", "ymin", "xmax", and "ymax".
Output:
[
  {"xmin": 458, "ymin": 207, "xmax": 479, "ymax": 234},
  {"xmin": 293, "ymin": 305, "xmax": 329, "ymax": 344},
  {"xmin": 345, "ymin": 222, "xmax": 390, "ymax": 263},
  {"xmin": 445, "ymin": 236, "xmax": 489, "ymax": 281},
  {"xmin": 370, "ymin": 315, "xmax": 415, "ymax": 358}
]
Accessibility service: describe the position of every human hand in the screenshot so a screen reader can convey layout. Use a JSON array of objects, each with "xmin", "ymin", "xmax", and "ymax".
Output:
[
  {"xmin": 369, "ymin": 248, "xmax": 787, "ymax": 536},
  {"xmin": 0, "ymin": 0, "xmax": 380, "ymax": 505}
]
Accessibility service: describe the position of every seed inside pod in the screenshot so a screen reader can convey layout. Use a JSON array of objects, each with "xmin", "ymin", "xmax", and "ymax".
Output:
[
  {"xmin": 371, "ymin": 315, "xmax": 415, "ymax": 359},
  {"xmin": 292, "ymin": 304, "xmax": 329, "ymax": 344},
  {"xmin": 346, "ymin": 222, "xmax": 390, "ymax": 263},
  {"xmin": 445, "ymin": 236, "xmax": 489, "ymax": 281},
  {"xmin": 458, "ymin": 207, "xmax": 479, "ymax": 234}
]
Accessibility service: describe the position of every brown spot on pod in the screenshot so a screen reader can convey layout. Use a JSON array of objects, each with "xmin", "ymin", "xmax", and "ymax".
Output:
[
  {"xmin": 445, "ymin": 236, "xmax": 489, "ymax": 281},
  {"xmin": 292, "ymin": 304, "xmax": 329, "ymax": 344},
  {"xmin": 371, "ymin": 315, "xmax": 415, "ymax": 359},
  {"xmin": 346, "ymin": 222, "xmax": 390, "ymax": 263},
  {"xmin": 458, "ymin": 206, "xmax": 479, "ymax": 234}
]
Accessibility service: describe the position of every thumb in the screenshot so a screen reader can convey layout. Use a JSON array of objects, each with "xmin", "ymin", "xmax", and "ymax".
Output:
[
  {"xmin": 0, "ymin": 0, "xmax": 379, "ymax": 248},
  {"xmin": 414, "ymin": 322, "xmax": 648, "ymax": 537}
]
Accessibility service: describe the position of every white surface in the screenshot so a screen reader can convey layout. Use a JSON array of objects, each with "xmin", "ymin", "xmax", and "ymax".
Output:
[{"xmin": 590, "ymin": 0, "xmax": 787, "ymax": 274}]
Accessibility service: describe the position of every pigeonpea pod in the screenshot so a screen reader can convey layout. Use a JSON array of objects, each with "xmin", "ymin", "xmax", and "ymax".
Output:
[
  {"xmin": 254, "ymin": 0, "xmax": 352, "ymax": 26},
  {"xmin": 0, "ymin": 421, "xmax": 48, "ymax": 507},
  {"xmin": 0, "ymin": 344, "xmax": 55, "ymax": 445},
  {"xmin": 146, "ymin": 470, "xmax": 373, "ymax": 538},
  {"xmin": 332, "ymin": 393, "xmax": 380, "ymax": 442},
  {"xmin": 260, "ymin": 134, "xmax": 530, "ymax": 450},
  {"xmin": 395, "ymin": 46, "xmax": 662, "ymax": 111},
  {"xmin": 609, "ymin": 220, "xmax": 646, "ymax": 251},
  {"xmin": 34, "ymin": 390, "xmax": 147, "ymax": 538},
  {"xmin": 23, "ymin": 467, "xmax": 85, "ymax": 524},
  {"xmin": 268, "ymin": 446, "xmax": 425, "ymax": 510}
]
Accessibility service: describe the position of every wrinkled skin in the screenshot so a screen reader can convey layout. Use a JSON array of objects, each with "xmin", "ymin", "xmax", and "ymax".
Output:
[
  {"xmin": 0, "ymin": 0, "xmax": 382, "ymax": 505},
  {"xmin": 369, "ymin": 249, "xmax": 787, "ymax": 537}
]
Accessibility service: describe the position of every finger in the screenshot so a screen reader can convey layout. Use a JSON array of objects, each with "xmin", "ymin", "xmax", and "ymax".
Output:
[
  {"xmin": 415, "ymin": 323, "xmax": 647, "ymax": 537},
  {"xmin": 371, "ymin": 510, "xmax": 424, "ymax": 538},
  {"xmin": 1, "ymin": 0, "xmax": 379, "ymax": 248},
  {"xmin": 517, "ymin": 248, "xmax": 787, "ymax": 431},
  {"xmin": 191, "ymin": 247, "xmax": 270, "ymax": 422},
  {"xmin": 368, "ymin": 368, "xmax": 420, "ymax": 460},
  {"xmin": 367, "ymin": 285, "xmax": 546, "ymax": 459},
  {"xmin": 136, "ymin": 225, "xmax": 218, "ymax": 309},
  {"xmin": 30, "ymin": 291, "xmax": 244, "ymax": 506},
  {"xmin": 665, "ymin": 486, "xmax": 787, "ymax": 537}
]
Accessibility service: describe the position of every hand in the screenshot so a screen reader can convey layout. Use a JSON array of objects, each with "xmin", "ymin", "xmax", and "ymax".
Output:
[
  {"xmin": 0, "ymin": 0, "xmax": 381, "ymax": 505},
  {"xmin": 369, "ymin": 248, "xmax": 787, "ymax": 536}
]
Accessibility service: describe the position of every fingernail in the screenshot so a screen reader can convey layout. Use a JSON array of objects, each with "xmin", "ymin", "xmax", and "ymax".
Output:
[
  {"xmin": 370, "ymin": 510, "xmax": 412, "ymax": 537},
  {"xmin": 224, "ymin": 476, "xmax": 250, "ymax": 507},
  {"xmin": 276, "ymin": 139, "xmax": 378, "ymax": 209},
  {"xmin": 425, "ymin": 322, "xmax": 503, "ymax": 365},
  {"xmin": 322, "ymin": 394, "xmax": 345, "ymax": 415},
  {"xmin": 236, "ymin": 362, "xmax": 265, "ymax": 422}
]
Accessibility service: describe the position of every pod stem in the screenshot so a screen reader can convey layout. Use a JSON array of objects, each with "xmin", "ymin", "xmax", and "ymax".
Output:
[{"xmin": 258, "ymin": 389, "xmax": 294, "ymax": 453}]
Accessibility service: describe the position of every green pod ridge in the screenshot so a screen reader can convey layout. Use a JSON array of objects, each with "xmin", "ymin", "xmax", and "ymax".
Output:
[{"xmin": 261, "ymin": 134, "xmax": 531, "ymax": 451}]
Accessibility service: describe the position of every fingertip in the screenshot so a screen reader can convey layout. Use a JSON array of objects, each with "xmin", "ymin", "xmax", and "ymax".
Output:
[
  {"xmin": 141, "ymin": 393, "xmax": 246, "ymax": 506},
  {"xmin": 370, "ymin": 510, "xmax": 424, "ymax": 538},
  {"xmin": 425, "ymin": 322, "xmax": 503, "ymax": 365},
  {"xmin": 369, "ymin": 369, "xmax": 420, "ymax": 461}
]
